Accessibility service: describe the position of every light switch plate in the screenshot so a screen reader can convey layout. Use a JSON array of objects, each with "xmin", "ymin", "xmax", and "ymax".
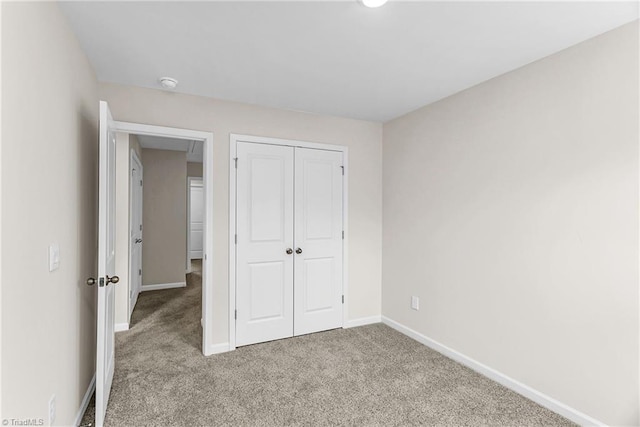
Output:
[
  {"xmin": 49, "ymin": 244, "xmax": 60, "ymax": 272},
  {"xmin": 411, "ymin": 296, "xmax": 419, "ymax": 311}
]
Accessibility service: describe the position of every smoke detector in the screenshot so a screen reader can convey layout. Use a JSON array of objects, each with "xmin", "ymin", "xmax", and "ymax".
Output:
[{"xmin": 159, "ymin": 77, "xmax": 178, "ymax": 90}]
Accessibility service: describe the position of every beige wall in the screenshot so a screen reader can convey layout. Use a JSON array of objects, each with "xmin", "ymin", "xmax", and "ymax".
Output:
[
  {"xmin": 187, "ymin": 161, "xmax": 203, "ymax": 178},
  {"xmin": 142, "ymin": 148, "xmax": 188, "ymax": 285},
  {"xmin": 382, "ymin": 22, "xmax": 639, "ymax": 426},
  {"xmin": 100, "ymin": 82, "xmax": 383, "ymax": 346},
  {"xmin": 1, "ymin": 2, "xmax": 98, "ymax": 424}
]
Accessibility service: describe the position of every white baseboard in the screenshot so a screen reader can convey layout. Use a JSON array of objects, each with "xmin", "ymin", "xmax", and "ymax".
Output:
[
  {"xmin": 114, "ymin": 323, "xmax": 129, "ymax": 332},
  {"xmin": 141, "ymin": 281, "xmax": 186, "ymax": 292},
  {"xmin": 74, "ymin": 373, "xmax": 96, "ymax": 426},
  {"xmin": 205, "ymin": 342, "xmax": 231, "ymax": 356},
  {"xmin": 344, "ymin": 315, "xmax": 381, "ymax": 328},
  {"xmin": 381, "ymin": 316, "xmax": 604, "ymax": 427}
]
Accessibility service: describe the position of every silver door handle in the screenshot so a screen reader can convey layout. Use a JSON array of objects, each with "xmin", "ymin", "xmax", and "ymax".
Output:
[
  {"xmin": 135, "ymin": 238, "xmax": 142, "ymax": 244},
  {"xmin": 87, "ymin": 276, "xmax": 119, "ymax": 286},
  {"xmin": 286, "ymin": 248, "xmax": 293, "ymax": 255},
  {"xmin": 295, "ymin": 248, "xmax": 303, "ymax": 254}
]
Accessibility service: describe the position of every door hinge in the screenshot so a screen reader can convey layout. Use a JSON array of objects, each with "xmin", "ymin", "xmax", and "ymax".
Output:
[
  {"xmin": 140, "ymin": 224, "xmax": 142, "ymax": 231},
  {"xmin": 342, "ymin": 295, "xmax": 344, "ymax": 304},
  {"xmin": 139, "ymin": 269, "xmax": 142, "ymax": 276},
  {"xmin": 234, "ymin": 157, "xmax": 238, "ymax": 169},
  {"xmin": 140, "ymin": 179, "xmax": 143, "ymax": 186},
  {"xmin": 340, "ymin": 165, "xmax": 344, "ymax": 175},
  {"xmin": 204, "ymin": 254, "xmax": 207, "ymax": 260},
  {"xmin": 99, "ymin": 277, "xmax": 105, "ymax": 287},
  {"xmin": 235, "ymin": 309, "xmax": 237, "ymax": 320},
  {"xmin": 235, "ymin": 234, "xmax": 237, "ymax": 244},
  {"xmin": 342, "ymin": 230, "xmax": 344, "ymax": 240}
]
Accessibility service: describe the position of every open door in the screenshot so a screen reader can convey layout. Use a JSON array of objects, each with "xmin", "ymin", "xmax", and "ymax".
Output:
[
  {"xmin": 129, "ymin": 151, "xmax": 143, "ymax": 317},
  {"xmin": 95, "ymin": 100, "xmax": 119, "ymax": 427}
]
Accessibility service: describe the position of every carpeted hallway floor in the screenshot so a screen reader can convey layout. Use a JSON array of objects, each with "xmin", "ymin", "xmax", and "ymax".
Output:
[{"xmin": 81, "ymin": 260, "xmax": 572, "ymax": 426}]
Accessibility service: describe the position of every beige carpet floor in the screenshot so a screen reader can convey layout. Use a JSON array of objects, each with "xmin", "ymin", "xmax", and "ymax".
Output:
[{"xmin": 81, "ymin": 260, "xmax": 572, "ymax": 426}]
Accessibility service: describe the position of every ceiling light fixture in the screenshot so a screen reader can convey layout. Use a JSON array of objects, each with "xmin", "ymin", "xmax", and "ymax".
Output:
[
  {"xmin": 159, "ymin": 77, "xmax": 178, "ymax": 90},
  {"xmin": 360, "ymin": 0, "xmax": 388, "ymax": 8}
]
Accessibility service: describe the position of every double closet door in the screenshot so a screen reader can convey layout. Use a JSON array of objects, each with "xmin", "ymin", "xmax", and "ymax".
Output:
[{"xmin": 236, "ymin": 142, "xmax": 344, "ymax": 347}]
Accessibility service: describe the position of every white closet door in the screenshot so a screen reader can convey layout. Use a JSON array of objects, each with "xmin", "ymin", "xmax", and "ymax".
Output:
[
  {"xmin": 236, "ymin": 142, "xmax": 295, "ymax": 346},
  {"xmin": 294, "ymin": 148, "xmax": 344, "ymax": 336}
]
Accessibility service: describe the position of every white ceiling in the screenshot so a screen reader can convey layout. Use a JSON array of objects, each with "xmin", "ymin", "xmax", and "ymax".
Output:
[
  {"xmin": 137, "ymin": 135, "xmax": 204, "ymax": 163},
  {"xmin": 60, "ymin": 1, "xmax": 638, "ymax": 122}
]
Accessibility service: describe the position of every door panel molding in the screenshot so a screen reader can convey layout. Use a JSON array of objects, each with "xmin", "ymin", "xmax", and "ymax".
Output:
[{"xmin": 229, "ymin": 134, "xmax": 349, "ymax": 351}]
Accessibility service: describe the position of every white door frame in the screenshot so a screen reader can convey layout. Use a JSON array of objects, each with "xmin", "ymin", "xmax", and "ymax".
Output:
[
  {"xmin": 228, "ymin": 134, "xmax": 349, "ymax": 351},
  {"xmin": 128, "ymin": 149, "xmax": 143, "ymax": 320},
  {"xmin": 115, "ymin": 121, "xmax": 215, "ymax": 356},
  {"xmin": 187, "ymin": 175, "xmax": 204, "ymax": 272}
]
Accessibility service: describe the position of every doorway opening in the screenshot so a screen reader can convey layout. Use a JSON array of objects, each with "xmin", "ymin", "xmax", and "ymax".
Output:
[
  {"xmin": 95, "ymin": 102, "xmax": 215, "ymax": 427},
  {"xmin": 114, "ymin": 122, "xmax": 214, "ymax": 356}
]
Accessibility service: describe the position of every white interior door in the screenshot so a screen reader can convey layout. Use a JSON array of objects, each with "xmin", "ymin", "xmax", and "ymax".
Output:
[
  {"xmin": 294, "ymin": 148, "xmax": 344, "ymax": 335},
  {"xmin": 236, "ymin": 142, "xmax": 294, "ymax": 346},
  {"xmin": 189, "ymin": 179, "xmax": 204, "ymax": 259},
  {"xmin": 96, "ymin": 101, "xmax": 118, "ymax": 427},
  {"xmin": 129, "ymin": 153, "xmax": 143, "ymax": 317}
]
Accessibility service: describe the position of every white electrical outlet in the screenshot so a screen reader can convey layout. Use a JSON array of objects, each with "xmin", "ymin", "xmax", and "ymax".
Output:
[
  {"xmin": 411, "ymin": 296, "xmax": 419, "ymax": 311},
  {"xmin": 49, "ymin": 394, "xmax": 56, "ymax": 425}
]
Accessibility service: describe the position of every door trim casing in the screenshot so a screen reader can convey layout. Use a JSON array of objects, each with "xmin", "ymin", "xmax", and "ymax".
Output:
[
  {"xmin": 115, "ymin": 121, "xmax": 215, "ymax": 356},
  {"xmin": 228, "ymin": 134, "xmax": 349, "ymax": 351}
]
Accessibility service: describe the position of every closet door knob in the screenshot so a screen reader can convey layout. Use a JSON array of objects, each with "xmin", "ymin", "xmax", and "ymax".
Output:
[
  {"xmin": 295, "ymin": 248, "xmax": 303, "ymax": 254},
  {"xmin": 286, "ymin": 248, "xmax": 293, "ymax": 255}
]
